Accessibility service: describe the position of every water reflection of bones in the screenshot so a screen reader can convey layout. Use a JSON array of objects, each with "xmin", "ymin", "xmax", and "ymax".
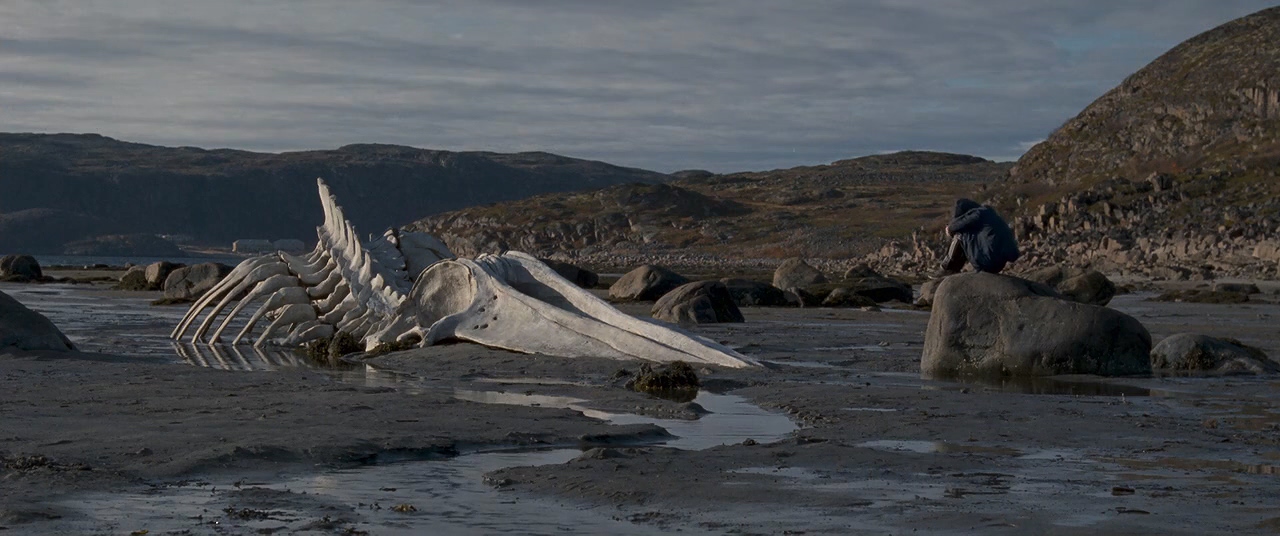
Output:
[
  {"xmin": 173, "ymin": 342, "xmax": 303, "ymax": 371},
  {"xmin": 170, "ymin": 178, "xmax": 756, "ymax": 368}
]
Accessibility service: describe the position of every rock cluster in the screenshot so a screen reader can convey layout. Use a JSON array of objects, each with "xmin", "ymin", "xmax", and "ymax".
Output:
[{"xmin": 0, "ymin": 255, "xmax": 43, "ymax": 282}]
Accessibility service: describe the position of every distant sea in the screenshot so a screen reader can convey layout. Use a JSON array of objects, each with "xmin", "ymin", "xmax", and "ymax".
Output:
[{"xmin": 36, "ymin": 254, "xmax": 248, "ymax": 269}]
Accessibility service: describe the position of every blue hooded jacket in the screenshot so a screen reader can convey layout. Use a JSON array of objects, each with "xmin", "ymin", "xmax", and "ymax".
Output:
[{"xmin": 947, "ymin": 198, "xmax": 1020, "ymax": 273}]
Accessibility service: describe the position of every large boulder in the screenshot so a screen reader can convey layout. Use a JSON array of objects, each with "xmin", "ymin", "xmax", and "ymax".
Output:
[
  {"xmin": 651, "ymin": 281, "xmax": 744, "ymax": 324},
  {"xmin": 719, "ymin": 278, "xmax": 788, "ymax": 307},
  {"xmin": 144, "ymin": 261, "xmax": 185, "ymax": 290},
  {"xmin": 116, "ymin": 266, "xmax": 150, "ymax": 291},
  {"xmin": 922, "ymin": 272, "xmax": 1152, "ymax": 377},
  {"xmin": 1023, "ymin": 266, "xmax": 1116, "ymax": 306},
  {"xmin": 163, "ymin": 262, "xmax": 233, "ymax": 301},
  {"xmin": 1151, "ymin": 334, "xmax": 1280, "ymax": 375},
  {"xmin": 0, "ymin": 290, "xmax": 73, "ymax": 352},
  {"xmin": 0, "ymin": 255, "xmax": 42, "ymax": 282},
  {"xmin": 773, "ymin": 258, "xmax": 826, "ymax": 289},
  {"xmin": 540, "ymin": 259, "xmax": 600, "ymax": 289},
  {"xmin": 609, "ymin": 265, "xmax": 689, "ymax": 302}
]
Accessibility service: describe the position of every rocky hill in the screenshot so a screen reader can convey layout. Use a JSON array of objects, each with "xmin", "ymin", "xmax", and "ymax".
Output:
[
  {"xmin": 0, "ymin": 133, "xmax": 666, "ymax": 255},
  {"xmin": 407, "ymin": 151, "xmax": 1011, "ymax": 271},
  {"xmin": 974, "ymin": 7, "xmax": 1280, "ymax": 280}
]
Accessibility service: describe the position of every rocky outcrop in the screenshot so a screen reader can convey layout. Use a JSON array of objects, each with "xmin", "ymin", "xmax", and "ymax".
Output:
[
  {"xmin": 608, "ymin": 265, "xmax": 689, "ymax": 302},
  {"xmin": 1151, "ymin": 334, "xmax": 1280, "ymax": 374},
  {"xmin": 541, "ymin": 259, "xmax": 600, "ymax": 289},
  {"xmin": 922, "ymin": 272, "xmax": 1152, "ymax": 377},
  {"xmin": 0, "ymin": 255, "xmax": 42, "ymax": 282},
  {"xmin": 773, "ymin": 258, "xmax": 826, "ymax": 289},
  {"xmin": 651, "ymin": 281, "xmax": 744, "ymax": 324},
  {"xmin": 1022, "ymin": 266, "xmax": 1116, "ymax": 306},
  {"xmin": 0, "ymin": 290, "xmax": 73, "ymax": 352},
  {"xmin": 719, "ymin": 278, "xmax": 788, "ymax": 307},
  {"xmin": 163, "ymin": 262, "xmax": 233, "ymax": 301}
]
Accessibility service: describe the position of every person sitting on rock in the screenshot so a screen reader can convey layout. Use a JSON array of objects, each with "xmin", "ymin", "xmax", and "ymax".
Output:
[{"xmin": 939, "ymin": 198, "xmax": 1020, "ymax": 275}]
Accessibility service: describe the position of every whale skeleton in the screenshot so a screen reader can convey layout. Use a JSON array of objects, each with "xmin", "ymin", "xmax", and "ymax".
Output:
[{"xmin": 171, "ymin": 179, "xmax": 756, "ymax": 368}]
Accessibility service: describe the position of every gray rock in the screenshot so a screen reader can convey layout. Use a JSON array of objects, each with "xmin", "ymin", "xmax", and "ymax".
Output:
[
  {"xmin": 0, "ymin": 255, "xmax": 42, "ymax": 282},
  {"xmin": 117, "ymin": 266, "xmax": 149, "ymax": 291},
  {"xmin": 0, "ymin": 290, "xmax": 73, "ymax": 351},
  {"xmin": 1211, "ymin": 281, "xmax": 1260, "ymax": 295},
  {"xmin": 916, "ymin": 277, "xmax": 947, "ymax": 307},
  {"xmin": 651, "ymin": 281, "xmax": 744, "ymax": 324},
  {"xmin": 782, "ymin": 287, "xmax": 821, "ymax": 308},
  {"xmin": 922, "ymin": 272, "xmax": 1152, "ymax": 377},
  {"xmin": 1023, "ymin": 266, "xmax": 1116, "ymax": 306},
  {"xmin": 773, "ymin": 258, "xmax": 826, "ymax": 290},
  {"xmin": 540, "ymin": 259, "xmax": 599, "ymax": 289},
  {"xmin": 843, "ymin": 276, "xmax": 913, "ymax": 303},
  {"xmin": 609, "ymin": 265, "xmax": 689, "ymax": 302},
  {"xmin": 1151, "ymin": 334, "xmax": 1279, "ymax": 375},
  {"xmin": 821, "ymin": 287, "xmax": 877, "ymax": 307},
  {"xmin": 842, "ymin": 263, "xmax": 880, "ymax": 280},
  {"xmin": 719, "ymin": 278, "xmax": 788, "ymax": 307},
  {"xmin": 144, "ymin": 261, "xmax": 184, "ymax": 289},
  {"xmin": 163, "ymin": 262, "xmax": 233, "ymax": 301}
]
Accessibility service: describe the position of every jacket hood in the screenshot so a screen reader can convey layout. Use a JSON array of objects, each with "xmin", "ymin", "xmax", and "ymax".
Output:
[{"xmin": 954, "ymin": 198, "xmax": 981, "ymax": 218}]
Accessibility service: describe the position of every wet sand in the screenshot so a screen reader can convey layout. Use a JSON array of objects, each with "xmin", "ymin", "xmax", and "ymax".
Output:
[{"xmin": 2, "ymin": 279, "xmax": 1279, "ymax": 534}]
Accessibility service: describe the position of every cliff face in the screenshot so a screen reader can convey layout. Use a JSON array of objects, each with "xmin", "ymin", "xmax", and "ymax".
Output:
[
  {"xmin": 0, "ymin": 134, "xmax": 667, "ymax": 253},
  {"xmin": 1009, "ymin": 7, "xmax": 1280, "ymax": 187}
]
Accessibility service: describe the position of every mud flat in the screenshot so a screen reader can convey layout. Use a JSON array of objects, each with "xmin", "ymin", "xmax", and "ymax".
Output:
[{"xmin": 1, "ymin": 282, "xmax": 1279, "ymax": 534}]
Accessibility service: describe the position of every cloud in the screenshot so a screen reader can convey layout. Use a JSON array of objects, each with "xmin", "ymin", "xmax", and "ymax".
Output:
[{"xmin": 0, "ymin": 0, "xmax": 1273, "ymax": 172}]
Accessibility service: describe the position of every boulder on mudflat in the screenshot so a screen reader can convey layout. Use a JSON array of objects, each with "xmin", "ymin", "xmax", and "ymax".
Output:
[
  {"xmin": 1151, "ymin": 334, "xmax": 1279, "ymax": 375},
  {"xmin": 163, "ymin": 262, "xmax": 233, "ymax": 301},
  {"xmin": 0, "ymin": 255, "xmax": 42, "ymax": 282},
  {"xmin": 651, "ymin": 281, "xmax": 744, "ymax": 324},
  {"xmin": 842, "ymin": 263, "xmax": 879, "ymax": 280},
  {"xmin": 1023, "ymin": 266, "xmax": 1116, "ymax": 306},
  {"xmin": 922, "ymin": 272, "xmax": 1152, "ymax": 377},
  {"xmin": 719, "ymin": 278, "xmax": 788, "ymax": 307},
  {"xmin": 116, "ymin": 266, "xmax": 150, "ymax": 291},
  {"xmin": 609, "ymin": 265, "xmax": 689, "ymax": 302},
  {"xmin": 0, "ymin": 289, "xmax": 73, "ymax": 352},
  {"xmin": 145, "ymin": 261, "xmax": 184, "ymax": 290},
  {"xmin": 782, "ymin": 287, "xmax": 822, "ymax": 308},
  {"xmin": 821, "ymin": 287, "xmax": 877, "ymax": 307},
  {"xmin": 773, "ymin": 258, "xmax": 826, "ymax": 290},
  {"xmin": 540, "ymin": 259, "xmax": 600, "ymax": 289}
]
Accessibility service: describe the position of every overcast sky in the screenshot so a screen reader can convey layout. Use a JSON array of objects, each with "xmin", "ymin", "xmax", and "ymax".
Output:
[{"xmin": 0, "ymin": 1, "xmax": 1273, "ymax": 172}]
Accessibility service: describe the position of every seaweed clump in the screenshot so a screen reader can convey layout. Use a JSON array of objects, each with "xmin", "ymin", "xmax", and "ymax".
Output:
[
  {"xmin": 623, "ymin": 361, "xmax": 700, "ymax": 402},
  {"xmin": 369, "ymin": 335, "xmax": 423, "ymax": 357},
  {"xmin": 304, "ymin": 331, "xmax": 363, "ymax": 367}
]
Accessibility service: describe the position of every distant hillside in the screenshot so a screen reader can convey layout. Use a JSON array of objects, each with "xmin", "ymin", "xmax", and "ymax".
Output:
[
  {"xmin": 0, "ymin": 133, "xmax": 667, "ymax": 254},
  {"xmin": 982, "ymin": 7, "xmax": 1280, "ymax": 279},
  {"xmin": 407, "ymin": 151, "xmax": 1011, "ymax": 268}
]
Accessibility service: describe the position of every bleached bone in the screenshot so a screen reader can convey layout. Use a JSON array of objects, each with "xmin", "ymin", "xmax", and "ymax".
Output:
[{"xmin": 174, "ymin": 178, "xmax": 757, "ymax": 368}]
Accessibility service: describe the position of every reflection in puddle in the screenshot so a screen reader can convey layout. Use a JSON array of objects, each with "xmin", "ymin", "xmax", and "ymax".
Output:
[
  {"xmin": 172, "ymin": 342, "xmax": 309, "ymax": 371},
  {"xmin": 455, "ymin": 389, "xmax": 797, "ymax": 451}
]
